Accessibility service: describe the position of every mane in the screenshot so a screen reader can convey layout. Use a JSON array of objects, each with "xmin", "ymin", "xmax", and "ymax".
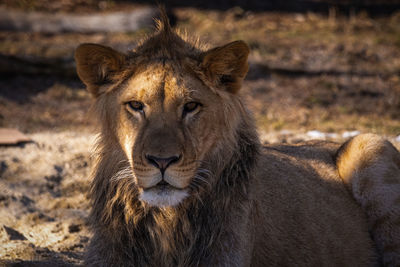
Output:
[{"xmin": 129, "ymin": 8, "xmax": 207, "ymax": 62}]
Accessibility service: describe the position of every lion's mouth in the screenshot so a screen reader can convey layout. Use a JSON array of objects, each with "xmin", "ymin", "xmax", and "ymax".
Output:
[
  {"xmin": 139, "ymin": 181, "xmax": 189, "ymax": 207},
  {"xmin": 155, "ymin": 179, "xmax": 170, "ymax": 187},
  {"xmin": 145, "ymin": 179, "xmax": 180, "ymax": 191}
]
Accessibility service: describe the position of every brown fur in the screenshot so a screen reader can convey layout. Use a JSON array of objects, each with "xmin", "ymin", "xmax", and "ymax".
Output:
[{"xmin": 75, "ymin": 11, "xmax": 400, "ymax": 266}]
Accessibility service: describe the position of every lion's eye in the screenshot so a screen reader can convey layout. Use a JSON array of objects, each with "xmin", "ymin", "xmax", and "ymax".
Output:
[
  {"xmin": 127, "ymin": 101, "xmax": 144, "ymax": 112},
  {"xmin": 183, "ymin": 102, "xmax": 201, "ymax": 114}
]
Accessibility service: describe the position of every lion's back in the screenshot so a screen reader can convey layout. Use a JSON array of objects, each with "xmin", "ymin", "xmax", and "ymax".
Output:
[{"xmin": 251, "ymin": 141, "xmax": 377, "ymax": 265}]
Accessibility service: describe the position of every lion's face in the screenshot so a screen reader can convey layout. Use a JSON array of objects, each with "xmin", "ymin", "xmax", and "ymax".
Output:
[
  {"xmin": 114, "ymin": 62, "xmax": 228, "ymax": 207},
  {"xmin": 75, "ymin": 34, "xmax": 249, "ymax": 207}
]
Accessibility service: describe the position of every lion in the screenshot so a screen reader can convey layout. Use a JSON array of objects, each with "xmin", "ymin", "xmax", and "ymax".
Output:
[{"xmin": 75, "ymin": 11, "xmax": 400, "ymax": 266}]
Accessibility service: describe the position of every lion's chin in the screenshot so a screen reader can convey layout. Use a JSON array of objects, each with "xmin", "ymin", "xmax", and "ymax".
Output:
[{"xmin": 139, "ymin": 186, "xmax": 189, "ymax": 208}]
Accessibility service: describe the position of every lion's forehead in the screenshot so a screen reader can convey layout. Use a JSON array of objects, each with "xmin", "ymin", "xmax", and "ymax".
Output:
[{"xmin": 121, "ymin": 62, "xmax": 210, "ymax": 107}]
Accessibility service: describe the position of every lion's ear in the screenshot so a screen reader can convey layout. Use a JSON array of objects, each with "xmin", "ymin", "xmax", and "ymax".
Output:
[
  {"xmin": 201, "ymin": 40, "xmax": 249, "ymax": 94},
  {"xmin": 75, "ymin": 43, "xmax": 126, "ymax": 97}
]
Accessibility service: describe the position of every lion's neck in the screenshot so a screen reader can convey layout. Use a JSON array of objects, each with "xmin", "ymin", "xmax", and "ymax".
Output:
[{"xmin": 207, "ymin": 125, "xmax": 260, "ymax": 200}]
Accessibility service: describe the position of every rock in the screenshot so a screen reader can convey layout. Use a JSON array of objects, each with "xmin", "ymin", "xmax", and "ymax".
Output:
[
  {"xmin": 342, "ymin": 131, "xmax": 361, "ymax": 139},
  {"xmin": 0, "ymin": 128, "xmax": 31, "ymax": 145},
  {"xmin": 3, "ymin": 225, "xmax": 27, "ymax": 241}
]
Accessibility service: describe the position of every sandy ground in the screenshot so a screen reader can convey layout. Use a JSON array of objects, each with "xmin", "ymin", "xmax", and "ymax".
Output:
[{"xmin": 0, "ymin": 132, "xmax": 94, "ymax": 266}]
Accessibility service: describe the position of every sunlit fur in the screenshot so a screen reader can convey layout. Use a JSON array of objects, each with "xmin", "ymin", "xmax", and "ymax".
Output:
[{"xmin": 75, "ymin": 10, "xmax": 400, "ymax": 267}]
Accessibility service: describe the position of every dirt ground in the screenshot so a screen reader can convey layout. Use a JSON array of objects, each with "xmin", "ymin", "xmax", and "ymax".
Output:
[
  {"xmin": 0, "ymin": 2, "xmax": 400, "ymax": 266},
  {"xmin": 0, "ymin": 132, "xmax": 92, "ymax": 266}
]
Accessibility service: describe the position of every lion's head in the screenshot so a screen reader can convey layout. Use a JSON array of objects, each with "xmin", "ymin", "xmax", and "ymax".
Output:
[{"xmin": 75, "ymin": 14, "xmax": 250, "ymax": 208}]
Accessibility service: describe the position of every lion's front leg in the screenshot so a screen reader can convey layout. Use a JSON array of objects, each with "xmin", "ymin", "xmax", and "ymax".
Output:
[
  {"xmin": 197, "ymin": 236, "xmax": 253, "ymax": 267},
  {"xmin": 198, "ymin": 207, "xmax": 254, "ymax": 267}
]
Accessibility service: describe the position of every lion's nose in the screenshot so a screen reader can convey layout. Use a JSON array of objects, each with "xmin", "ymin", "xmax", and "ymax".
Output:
[{"xmin": 145, "ymin": 154, "xmax": 181, "ymax": 174}]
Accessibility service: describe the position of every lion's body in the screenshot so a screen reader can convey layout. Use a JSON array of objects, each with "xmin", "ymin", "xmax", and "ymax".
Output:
[
  {"xmin": 253, "ymin": 141, "xmax": 374, "ymax": 266},
  {"xmin": 75, "ymin": 10, "xmax": 400, "ymax": 267}
]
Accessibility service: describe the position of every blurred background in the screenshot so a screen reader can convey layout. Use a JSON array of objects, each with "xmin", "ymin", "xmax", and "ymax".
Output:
[
  {"xmin": 0, "ymin": 0, "xmax": 400, "ymax": 137},
  {"xmin": 0, "ymin": 0, "xmax": 399, "ymax": 266}
]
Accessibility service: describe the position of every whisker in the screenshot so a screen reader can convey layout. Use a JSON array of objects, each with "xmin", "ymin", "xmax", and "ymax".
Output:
[
  {"xmin": 197, "ymin": 168, "xmax": 213, "ymax": 177},
  {"xmin": 110, "ymin": 166, "xmax": 134, "ymax": 182},
  {"xmin": 191, "ymin": 170, "xmax": 213, "ymax": 194},
  {"xmin": 193, "ymin": 175, "xmax": 211, "ymax": 187}
]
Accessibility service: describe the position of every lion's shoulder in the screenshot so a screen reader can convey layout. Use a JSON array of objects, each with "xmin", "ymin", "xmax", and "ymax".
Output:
[{"xmin": 261, "ymin": 140, "xmax": 340, "ymax": 165}]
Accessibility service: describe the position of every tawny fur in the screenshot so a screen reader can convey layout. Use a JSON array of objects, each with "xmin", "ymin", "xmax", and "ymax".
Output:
[{"xmin": 75, "ymin": 11, "xmax": 400, "ymax": 267}]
